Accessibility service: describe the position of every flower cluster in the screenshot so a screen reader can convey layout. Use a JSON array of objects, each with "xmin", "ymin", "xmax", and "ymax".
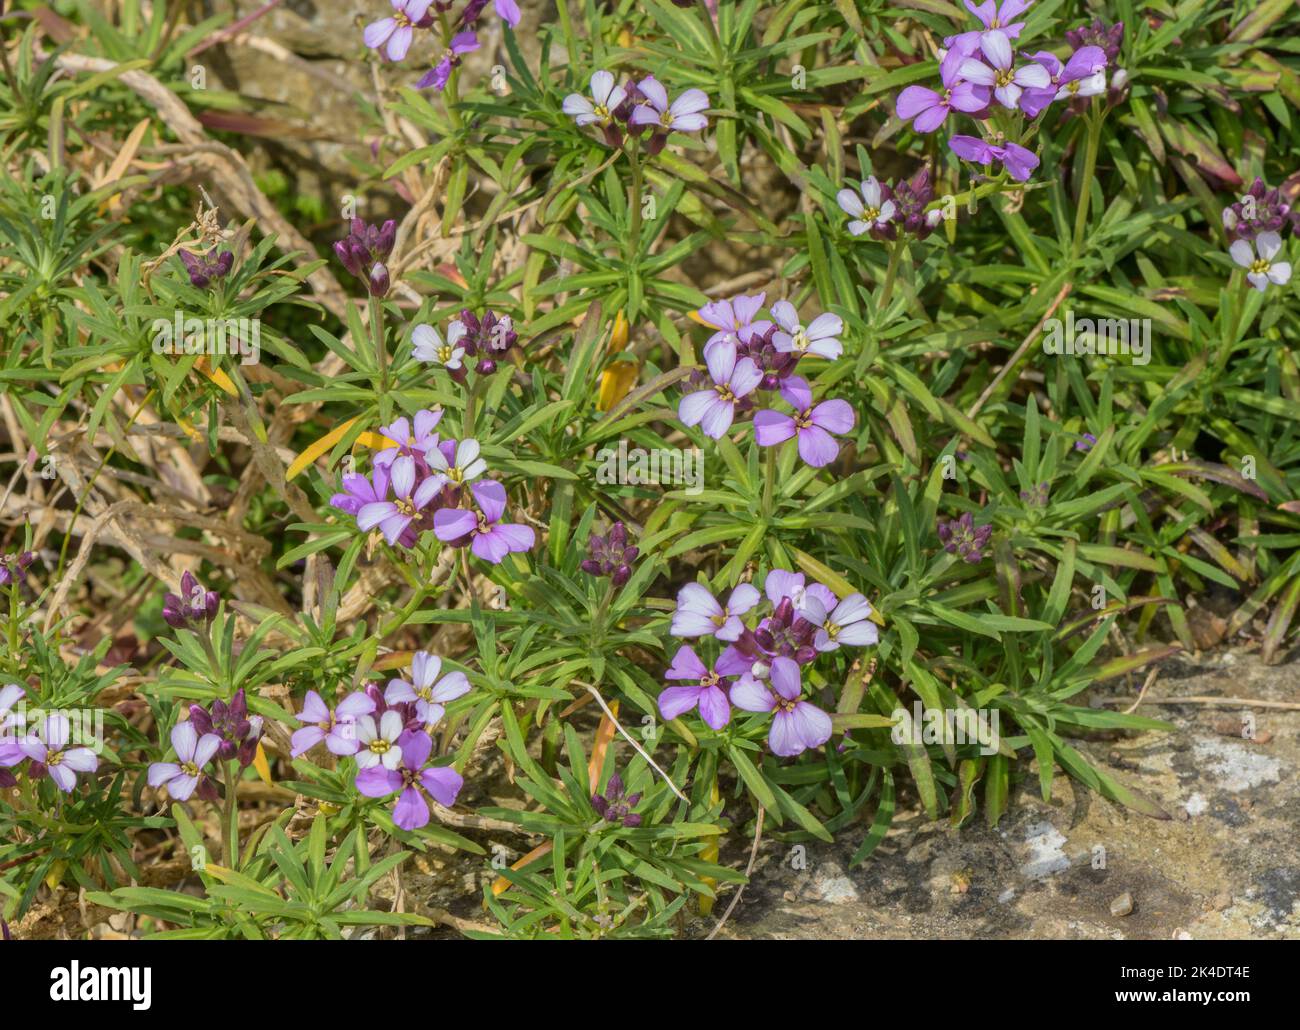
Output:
[
  {"xmin": 331, "ymin": 408, "xmax": 534, "ymax": 564},
  {"xmin": 162, "ymin": 570, "xmax": 219, "ymax": 630},
  {"xmin": 363, "ymin": 0, "xmax": 518, "ymax": 93},
  {"xmin": 937, "ymin": 512, "xmax": 993, "ymax": 563},
  {"xmin": 677, "ymin": 294, "xmax": 855, "ymax": 465},
  {"xmin": 1, "ymin": 688, "xmax": 100, "ymax": 794},
  {"xmin": 888, "ymin": 2, "xmax": 1118, "ymax": 193},
  {"xmin": 1224, "ymin": 179, "xmax": 1295, "ymax": 293},
  {"xmin": 564, "ymin": 71, "xmax": 709, "ymax": 152},
  {"xmin": 352, "ymin": 651, "xmax": 468, "ymax": 830},
  {"xmin": 591, "ymin": 772, "xmax": 642, "ymax": 827},
  {"xmin": 334, "ymin": 218, "xmax": 396, "ymax": 298},
  {"xmin": 179, "ymin": 249, "xmax": 233, "ymax": 289},
  {"xmin": 147, "ymin": 688, "xmax": 264, "ymax": 802},
  {"xmin": 581, "ymin": 522, "xmax": 639, "ymax": 588},
  {"xmin": 413, "ymin": 310, "xmax": 518, "ymax": 381},
  {"xmin": 658, "ymin": 570, "xmax": 879, "ymax": 756},
  {"xmin": 0, "ymin": 549, "xmax": 35, "ymax": 587}
]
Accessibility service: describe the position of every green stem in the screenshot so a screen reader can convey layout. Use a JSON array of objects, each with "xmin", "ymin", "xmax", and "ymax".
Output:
[
  {"xmin": 877, "ymin": 242, "xmax": 903, "ymax": 314},
  {"xmin": 627, "ymin": 143, "xmax": 644, "ymax": 263},
  {"xmin": 221, "ymin": 762, "xmax": 238, "ymax": 868},
  {"xmin": 1070, "ymin": 110, "xmax": 1104, "ymax": 263},
  {"xmin": 761, "ymin": 443, "xmax": 777, "ymax": 518},
  {"xmin": 462, "ymin": 374, "xmax": 482, "ymax": 437},
  {"xmin": 370, "ymin": 297, "xmax": 388, "ymax": 405}
]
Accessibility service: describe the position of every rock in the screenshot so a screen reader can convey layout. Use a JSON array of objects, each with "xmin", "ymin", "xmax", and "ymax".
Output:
[
  {"xmin": 1212, "ymin": 892, "xmax": 1232, "ymax": 911},
  {"xmin": 1110, "ymin": 891, "xmax": 1134, "ymax": 917}
]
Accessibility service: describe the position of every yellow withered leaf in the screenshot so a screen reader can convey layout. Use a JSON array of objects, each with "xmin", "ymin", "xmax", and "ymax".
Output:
[
  {"xmin": 287, "ymin": 416, "xmax": 360, "ymax": 481},
  {"xmin": 356, "ymin": 431, "xmax": 395, "ymax": 451},
  {"xmin": 586, "ymin": 700, "xmax": 619, "ymax": 788},
  {"xmin": 373, "ymin": 650, "xmax": 414, "ymax": 672},
  {"xmin": 196, "ymin": 356, "xmax": 238, "ymax": 397},
  {"xmin": 491, "ymin": 841, "xmax": 554, "ymax": 897},
  {"xmin": 597, "ymin": 358, "xmax": 639, "ymax": 412},
  {"xmin": 252, "ymin": 741, "xmax": 274, "ymax": 787},
  {"xmin": 609, "ymin": 310, "xmax": 629, "ymax": 352}
]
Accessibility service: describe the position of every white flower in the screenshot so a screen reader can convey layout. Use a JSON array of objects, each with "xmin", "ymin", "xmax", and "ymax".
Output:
[
  {"xmin": 427, "ymin": 436, "xmax": 487, "ymax": 485},
  {"xmin": 1230, "ymin": 231, "xmax": 1292, "ymax": 292},
  {"xmin": 836, "ymin": 176, "xmax": 896, "ymax": 236},
  {"xmin": 412, "ymin": 320, "xmax": 467, "ymax": 370},
  {"xmin": 562, "ymin": 70, "xmax": 626, "ymax": 128},
  {"xmin": 355, "ymin": 710, "xmax": 404, "ymax": 770},
  {"xmin": 770, "ymin": 300, "xmax": 844, "ymax": 360}
]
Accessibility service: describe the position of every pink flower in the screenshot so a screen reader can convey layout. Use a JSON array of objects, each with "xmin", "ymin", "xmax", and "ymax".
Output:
[
  {"xmin": 19, "ymin": 714, "xmax": 98, "ymax": 793},
  {"xmin": 290, "ymin": 690, "xmax": 376, "ymax": 757},
  {"xmin": 729, "ymin": 657, "xmax": 832, "ymax": 757},
  {"xmin": 671, "ymin": 582, "xmax": 761, "ymax": 641},
  {"xmin": 356, "ymin": 455, "xmax": 445, "ymax": 546},
  {"xmin": 678, "ymin": 341, "xmax": 762, "ymax": 439},
  {"xmin": 657, "ymin": 645, "xmax": 732, "ymax": 730},
  {"xmin": 433, "ymin": 480, "xmax": 535, "ymax": 563},
  {"xmin": 355, "ymin": 728, "xmax": 463, "ymax": 831},
  {"xmin": 148, "ymin": 721, "xmax": 221, "ymax": 800},
  {"xmin": 837, "ymin": 176, "xmax": 895, "ymax": 236},
  {"xmin": 770, "ymin": 301, "xmax": 843, "ymax": 360},
  {"xmin": 948, "ymin": 134, "xmax": 1040, "ymax": 182},
  {"xmin": 628, "ymin": 78, "xmax": 710, "ymax": 133},
  {"xmin": 696, "ymin": 293, "xmax": 770, "ymax": 349},
  {"xmin": 364, "ymin": 0, "xmax": 434, "ymax": 62},
  {"xmin": 797, "ymin": 592, "xmax": 879, "ymax": 651},
  {"xmin": 753, "ymin": 376, "xmax": 856, "ymax": 468},
  {"xmin": 384, "ymin": 651, "xmax": 471, "ymax": 725},
  {"xmin": 957, "ymin": 30, "xmax": 1051, "ymax": 110},
  {"xmin": 896, "ymin": 46, "xmax": 993, "ymax": 132}
]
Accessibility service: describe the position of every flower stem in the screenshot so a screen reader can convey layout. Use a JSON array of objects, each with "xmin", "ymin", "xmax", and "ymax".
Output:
[
  {"xmin": 627, "ymin": 142, "xmax": 644, "ymax": 265},
  {"xmin": 878, "ymin": 241, "xmax": 903, "ymax": 314},
  {"xmin": 1070, "ymin": 110, "xmax": 1104, "ymax": 263},
  {"xmin": 761, "ymin": 443, "xmax": 777, "ymax": 518},
  {"xmin": 221, "ymin": 762, "xmax": 238, "ymax": 868},
  {"xmin": 370, "ymin": 297, "xmax": 388, "ymax": 404}
]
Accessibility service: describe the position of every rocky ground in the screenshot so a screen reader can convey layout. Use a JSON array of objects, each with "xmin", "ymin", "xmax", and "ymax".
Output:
[{"xmin": 695, "ymin": 647, "xmax": 1299, "ymax": 940}]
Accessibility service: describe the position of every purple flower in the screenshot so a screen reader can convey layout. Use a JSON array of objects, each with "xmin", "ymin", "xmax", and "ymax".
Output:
[
  {"xmin": 376, "ymin": 409, "xmax": 443, "ymax": 468},
  {"xmin": 671, "ymin": 582, "xmax": 761, "ymax": 641},
  {"xmin": 657, "ymin": 645, "xmax": 732, "ymax": 730},
  {"xmin": 737, "ymin": 323, "xmax": 799, "ymax": 391},
  {"xmin": 355, "ymin": 728, "xmax": 463, "ymax": 831},
  {"xmin": 179, "ymin": 249, "xmax": 233, "ymax": 289},
  {"xmin": 1230, "ymin": 232, "xmax": 1292, "ymax": 292},
  {"xmin": 1224, "ymin": 179, "xmax": 1298, "ymax": 241},
  {"xmin": 729, "ymin": 657, "xmax": 832, "ymax": 757},
  {"xmin": 162, "ymin": 570, "xmax": 219, "ymax": 629},
  {"xmin": 433, "ymin": 479, "xmax": 535, "ymax": 563},
  {"xmin": 385, "ymin": 651, "xmax": 471, "ymax": 726},
  {"xmin": 896, "ymin": 46, "xmax": 992, "ymax": 133},
  {"xmin": 1066, "ymin": 17, "xmax": 1124, "ymax": 65},
  {"xmin": 949, "ymin": 134, "xmax": 1040, "ymax": 182},
  {"xmin": 357, "ymin": 454, "xmax": 444, "ymax": 546},
  {"xmin": 190, "ymin": 689, "xmax": 262, "ymax": 767},
  {"xmin": 957, "ymin": 30, "xmax": 1052, "ymax": 110},
  {"xmin": 580, "ymin": 522, "xmax": 639, "ymax": 588},
  {"xmin": 427, "ymin": 436, "xmax": 487, "ymax": 488},
  {"xmin": 0, "ymin": 550, "xmax": 35, "ymax": 587},
  {"xmin": 563, "ymin": 71, "xmax": 628, "ymax": 144},
  {"xmin": 355, "ymin": 710, "xmax": 406, "ymax": 770},
  {"xmin": 1020, "ymin": 481, "xmax": 1050, "ymax": 507},
  {"xmin": 628, "ymin": 78, "xmax": 710, "ymax": 133},
  {"xmin": 1054, "ymin": 46, "xmax": 1108, "ymax": 102},
  {"xmin": 796, "ymin": 592, "xmax": 879, "ymax": 652},
  {"xmin": 364, "ymin": 0, "xmax": 434, "ymax": 62},
  {"xmin": 455, "ymin": 309, "xmax": 517, "ymax": 374},
  {"xmin": 0, "ymin": 684, "xmax": 28, "ymax": 771},
  {"xmin": 888, "ymin": 167, "xmax": 944, "ymax": 239},
  {"xmin": 591, "ymin": 773, "xmax": 642, "ymax": 827},
  {"xmin": 19, "ymin": 714, "xmax": 99, "ymax": 793},
  {"xmin": 837, "ymin": 176, "xmax": 896, "ymax": 236},
  {"xmin": 1075, "ymin": 432, "xmax": 1097, "ymax": 452},
  {"xmin": 334, "ymin": 218, "xmax": 396, "ymax": 298},
  {"xmin": 753, "ymin": 376, "xmax": 856, "ymax": 468},
  {"xmin": 1017, "ymin": 51, "xmax": 1062, "ymax": 117},
  {"xmin": 937, "ymin": 511, "xmax": 993, "ymax": 562},
  {"xmin": 416, "ymin": 31, "xmax": 480, "ymax": 91},
  {"xmin": 696, "ymin": 293, "xmax": 769, "ymax": 350},
  {"xmin": 290, "ymin": 690, "xmax": 376, "ymax": 758},
  {"xmin": 492, "ymin": 0, "xmax": 521, "ymax": 28},
  {"xmin": 770, "ymin": 301, "xmax": 843, "ymax": 360},
  {"xmin": 678, "ymin": 341, "xmax": 762, "ymax": 439},
  {"xmin": 964, "ymin": 0, "xmax": 1030, "ymax": 37},
  {"xmin": 412, "ymin": 321, "xmax": 469, "ymax": 375},
  {"xmin": 148, "ymin": 721, "xmax": 221, "ymax": 801}
]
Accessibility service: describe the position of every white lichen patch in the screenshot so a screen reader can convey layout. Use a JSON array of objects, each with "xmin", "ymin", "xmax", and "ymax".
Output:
[
  {"xmin": 1192, "ymin": 737, "xmax": 1282, "ymax": 793},
  {"xmin": 1021, "ymin": 821, "xmax": 1071, "ymax": 880}
]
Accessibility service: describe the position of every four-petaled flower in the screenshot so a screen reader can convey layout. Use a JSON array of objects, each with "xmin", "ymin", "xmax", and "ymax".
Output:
[
  {"xmin": 433, "ymin": 479, "xmax": 536, "ymax": 563},
  {"xmin": 563, "ymin": 71, "xmax": 627, "ymax": 130},
  {"xmin": 291, "ymin": 690, "xmax": 376, "ymax": 758},
  {"xmin": 837, "ymin": 176, "xmax": 896, "ymax": 236},
  {"xmin": 753, "ymin": 376, "xmax": 856, "ymax": 468},
  {"xmin": 355, "ymin": 710, "xmax": 406, "ymax": 770},
  {"xmin": 678, "ymin": 341, "xmax": 762, "ymax": 439},
  {"xmin": 357, "ymin": 454, "xmax": 443, "ymax": 546},
  {"xmin": 385, "ymin": 651, "xmax": 471, "ymax": 726},
  {"xmin": 355, "ymin": 728, "xmax": 464, "ymax": 831},
  {"xmin": 797, "ymin": 592, "xmax": 880, "ymax": 652},
  {"xmin": 412, "ymin": 321, "xmax": 468, "ymax": 373},
  {"xmin": 729, "ymin": 657, "xmax": 832, "ymax": 758},
  {"xmin": 770, "ymin": 301, "xmax": 843, "ymax": 360},
  {"xmin": 671, "ymin": 582, "xmax": 761, "ymax": 642},
  {"xmin": 957, "ymin": 30, "xmax": 1052, "ymax": 110},
  {"xmin": 364, "ymin": 0, "xmax": 434, "ymax": 62},
  {"xmin": 628, "ymin": 79, "xmax": 710, "ymax": 133},
  {"xmin": 148, "ymin": 721, "xmax": 221, "ymax": 801},
  {"xmin": 18, "ymin": 714, "xmax": 98, "ymax": 793},
  {"xmin": 658, "ymin": 645, "xmax": 732, "ymax": 730},
  {"xmin": 1230, "ymin": 231, "xmax": 1292, "ymax": 292}
]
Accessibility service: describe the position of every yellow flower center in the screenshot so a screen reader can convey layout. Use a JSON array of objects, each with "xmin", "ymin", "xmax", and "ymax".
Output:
[
  {"xmin": 395, "ymin": 497, "xmax": 416, "ymax": 517},
  {"xmin": 823, "ymin": 620, "xmax": 840, "ymax": 640},
  {"xmin": 369, "ymin": 739, "xmax": 390, "ymax": 755},
  {"xmin": 181, "ymin": 761, "xmax": 199, "ymax": 777},
  {"xmin": 714, "ymin": 384, "xmax": 736, "ymax": 403},
  {"xmin": 995, "ymin": 69, "xmax": 1015, "ymax": 88},
  {"xmin": 1251, "ymin": 258, "xmax": 1271, "ymax": 275}
]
